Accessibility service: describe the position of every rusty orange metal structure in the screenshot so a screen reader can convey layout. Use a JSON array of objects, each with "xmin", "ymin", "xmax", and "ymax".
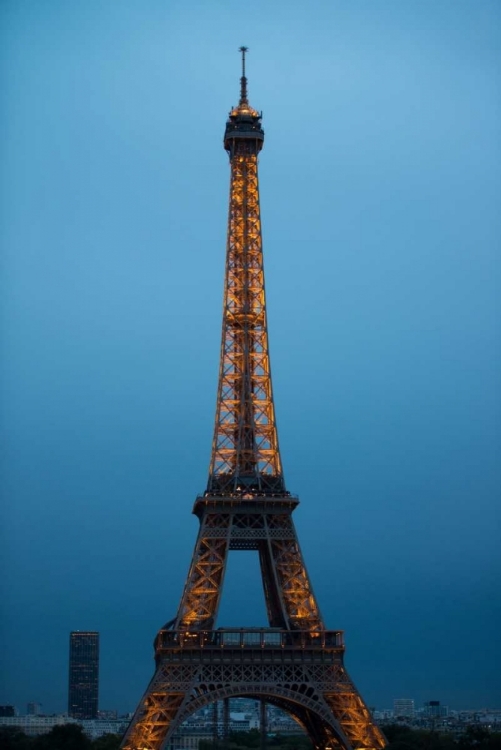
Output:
[
  {"xmin": 121, "ymin": 48, "xmax": 387, "ymax": 750},
  {"xmin": 208, "ymin": 48, "xmax": 282, "ymax": 495}
]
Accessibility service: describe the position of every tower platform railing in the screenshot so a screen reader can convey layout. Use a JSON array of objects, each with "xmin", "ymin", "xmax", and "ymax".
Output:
[{"xmin": 155, "ymin": 628, "xmax": 344, "ymax": 651}]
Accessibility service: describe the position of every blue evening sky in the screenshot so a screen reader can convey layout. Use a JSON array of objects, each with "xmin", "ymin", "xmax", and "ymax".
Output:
[{"xmin": 1, "ymin": 0, "xmax": 500, "ymax": 715}]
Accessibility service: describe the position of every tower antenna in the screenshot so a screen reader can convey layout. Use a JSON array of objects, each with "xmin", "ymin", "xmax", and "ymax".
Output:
[{"xmin": 239, "ymin": 45, "xmax": 248, "ymax": 104}]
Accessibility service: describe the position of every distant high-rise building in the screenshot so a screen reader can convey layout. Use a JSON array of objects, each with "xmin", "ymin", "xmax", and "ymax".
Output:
[
  {"xmin": 0, "ymin": 706, "xmax": 16, "ymax": 717},
  {"xmin": 424, "ymin": 701, "xmax": 448, "ymax": 718},
  {"xmin": 27, "ymin": 702, "xmax": 42, "ymax": 716},
  {"xmin": 98, "ymin": 710, "xmax": 118, "ymax": 720},
  {"xmin": 393, "ymin": 698, "xmax": 415, "ymax": 718},
  {"xmin": 68, "ymin": 631, "xmax": 99, "ymax": 719}
]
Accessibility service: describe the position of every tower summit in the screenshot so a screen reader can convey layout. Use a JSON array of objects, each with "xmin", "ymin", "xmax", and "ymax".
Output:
[{"xmin": 121, "ymin": 51, "xmax": 386, "ymax": 750}]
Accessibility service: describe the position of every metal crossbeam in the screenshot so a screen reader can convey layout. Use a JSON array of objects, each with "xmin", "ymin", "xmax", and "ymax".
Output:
[{"xmin": 121, "ymin": 628, "xmax": 384, "ymax": 750}]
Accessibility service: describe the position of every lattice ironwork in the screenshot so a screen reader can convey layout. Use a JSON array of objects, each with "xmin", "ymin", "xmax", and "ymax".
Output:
[
  {"xmin": 207, "ymin": 53, "xmax": 283, "ymax": 495},
  {"xmin": 121, "ymin": 49, "xmax": 386, "ymax": 750},
  {"xmin": 172, "ymin": 498, "xmax": 322, "ymax": 632},
  {"xmin": 121, "ymin": 630, "xmax": 385, "ymax": 750}
]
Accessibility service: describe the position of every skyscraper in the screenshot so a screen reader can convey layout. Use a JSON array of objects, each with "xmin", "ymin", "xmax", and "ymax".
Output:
[{"xmin": 68, "ymin": 631, "xmax": 99, "ymax": 719}]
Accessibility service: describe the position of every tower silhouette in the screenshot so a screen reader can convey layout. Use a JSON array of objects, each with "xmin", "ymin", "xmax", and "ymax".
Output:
[{"xmin": 121, "ymin": 49, "xmax": 386, "ymax": 750}]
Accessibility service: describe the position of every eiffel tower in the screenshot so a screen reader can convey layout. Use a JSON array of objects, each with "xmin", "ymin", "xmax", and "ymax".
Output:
[{"xmin": 121, "ymin": 49, "xmax": 386, "ymax": 750}]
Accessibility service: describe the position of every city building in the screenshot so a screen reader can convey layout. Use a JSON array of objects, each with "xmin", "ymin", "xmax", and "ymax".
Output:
[
  {"xmin": 424, "ymin": 701, "xmax": 449, "ymax": 719},
  {"xmin": 68, "ymin": 631, "xmax": 99, "ymax": 719},
  {"xmin": 97, "ymin": 709, "xmax": 118, "ymax": 720},
  {"xmin": 0, "ymin": 706, "xmax": 16, "ymax": 717},
  {"xmin": 27, "ymin": 702, "xmax": 42, "ymax": 716},
  {"xmin": 394, "ymin": 698, "xmax": 415, "ymax": 718}
]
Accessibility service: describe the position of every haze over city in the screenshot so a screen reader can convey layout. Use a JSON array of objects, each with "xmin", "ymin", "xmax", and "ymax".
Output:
[{"xmin": 1, "ymin": 0, "xmax": 500, "ymax": 718}]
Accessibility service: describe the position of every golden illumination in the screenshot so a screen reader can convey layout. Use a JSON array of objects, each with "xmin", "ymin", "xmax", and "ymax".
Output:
[
  {"xmin": 208, "ymin": 151, "xmax": 283, "ymax": 489},
  {"xmin": 230, "ymin": 102, "xmax": 260, "ymax": 117}
]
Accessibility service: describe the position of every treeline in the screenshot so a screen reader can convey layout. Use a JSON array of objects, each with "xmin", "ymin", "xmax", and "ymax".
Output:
[
  {"xmin": 200, "ymin": 729, "xmax": 313, "ymax": 750},
  {"xmin": 0, "ymin": 725, "xmax": 120, "ymax": 750},
  {"xmin": 1, "ymin": 724, "xmax": 501, "ymax": 750},
  {"xmin": 203, "ymin": 726, "xmax": 501, "ymax": 750},
  {"xmin": 381, "ymin": 725, "xmax": 501, "ymax": 750}
]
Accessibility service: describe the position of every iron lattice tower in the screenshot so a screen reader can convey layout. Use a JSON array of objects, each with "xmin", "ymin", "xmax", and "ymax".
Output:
[{"xmin": 121, "ymin": 49, "xmax": 386, "ymax": 750}]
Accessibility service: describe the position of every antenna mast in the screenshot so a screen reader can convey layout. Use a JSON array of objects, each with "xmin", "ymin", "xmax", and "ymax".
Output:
[{"xmin": 239, "ymin": 45, "xmax": 248, "ymax": 104}]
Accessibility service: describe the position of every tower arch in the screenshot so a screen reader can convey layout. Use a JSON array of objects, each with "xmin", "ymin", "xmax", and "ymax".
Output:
[{"xmin": 175, "ymin": 685, "xmax": 351, "ymax": 750}]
